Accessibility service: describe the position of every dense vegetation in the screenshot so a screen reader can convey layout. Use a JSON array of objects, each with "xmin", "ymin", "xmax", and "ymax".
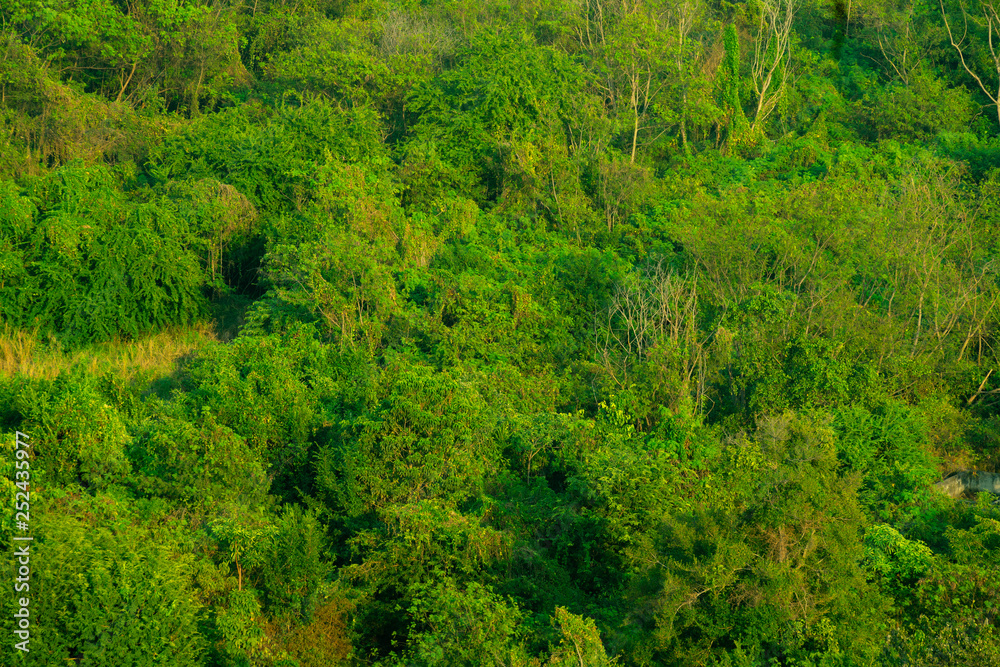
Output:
[{"xmin": 2, "ymin": 0, "xmax": 1000, "ymax": 664}]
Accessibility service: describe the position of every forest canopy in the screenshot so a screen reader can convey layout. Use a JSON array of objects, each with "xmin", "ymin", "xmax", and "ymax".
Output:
[{"xmin": 2, "ymin": 0, "xmax": 1000, "ymax": 665}]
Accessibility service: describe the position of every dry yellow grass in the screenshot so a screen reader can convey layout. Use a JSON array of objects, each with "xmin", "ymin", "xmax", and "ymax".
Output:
[{"xmin": 0, "ymin": 323, "xmax": 219, "ymax": 382}]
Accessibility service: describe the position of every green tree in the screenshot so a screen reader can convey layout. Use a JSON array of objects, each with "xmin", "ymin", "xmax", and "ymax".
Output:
[
  {"xmin": 1, "ymin": 163, "xmax": 207, "ymax": 344},
  {"xmin": 405, "ymin": 579, "xmax": 533, "ymax": 666},
  {"xmin": 940, "ymin": 0, "xmax": 1000, "ymax": 128},
  {"xmin": 6, "ymin": 496, "xmax": 208, "ymax": 666}
]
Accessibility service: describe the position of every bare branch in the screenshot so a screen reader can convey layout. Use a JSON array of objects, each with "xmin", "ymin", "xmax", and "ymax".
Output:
[{"xmin": 940, "ymin": 0, "xmax": 1000, "ymax": 125}]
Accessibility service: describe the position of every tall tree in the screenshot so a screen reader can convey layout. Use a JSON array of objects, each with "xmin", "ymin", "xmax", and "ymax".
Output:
[
  {"xmin": 664, "ymin": 0, "xmax": 718, "ymax": 152},
  {"xmin": 748, "ymin": 0, "xmax": 798, "ymax": 136},
  {"xmin": 605, "ymin": 7, "xmax": 669, "ymax": 161},
  {"xmin": 940, "ymin": 0, "xmax": 1000, "ymax": 127}
]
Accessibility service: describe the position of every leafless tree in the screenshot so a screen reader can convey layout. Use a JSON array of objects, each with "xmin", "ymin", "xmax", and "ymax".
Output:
[{"xmin": 749, "ymin": 0, "xmax": 797, "ymax": 135}]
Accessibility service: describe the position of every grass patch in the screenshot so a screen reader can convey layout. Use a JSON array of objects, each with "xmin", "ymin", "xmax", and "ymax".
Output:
[{"xmin": 0, "ymin": 323, "xmax": 219, "ymax": 382}]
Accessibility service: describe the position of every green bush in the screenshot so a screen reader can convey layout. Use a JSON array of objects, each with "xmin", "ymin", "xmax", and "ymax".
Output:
[
  {"xmin": 0, "ymin": 163, "xmax": 206, "ymax": 344},
  {"xmin": 6, "ymin": 369, "xmax": 132, "ymax": 488},
  {"xmin": 834, "ymin": 402, "xmax": 938, "ymax": 520},
  {"xmin": 127, "ymin": 413, "xmax": 269, "ymax": 509},
  {"xmin": 316, "ymin": 365, "xmax": 500, "ymax": 518},
  {"xmin": 2, "ymin": 496, "xmax": 208, "ymax": 666}
]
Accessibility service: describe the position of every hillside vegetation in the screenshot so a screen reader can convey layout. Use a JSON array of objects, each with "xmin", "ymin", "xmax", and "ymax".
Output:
[{"xmin": 2, "ymin": 0, "xmax": 1000, "ymax": 664}]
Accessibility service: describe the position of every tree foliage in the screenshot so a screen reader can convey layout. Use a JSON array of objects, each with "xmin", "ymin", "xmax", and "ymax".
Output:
[{"xmin": 3, "ymin": 1, "xmax": 1000, "ymax": 664}]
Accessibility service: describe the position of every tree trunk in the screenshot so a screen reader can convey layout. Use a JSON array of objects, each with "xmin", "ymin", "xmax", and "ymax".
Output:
[{"xmin": 631, "ymin": 110, "xmax": 639, "ymax": 162}]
